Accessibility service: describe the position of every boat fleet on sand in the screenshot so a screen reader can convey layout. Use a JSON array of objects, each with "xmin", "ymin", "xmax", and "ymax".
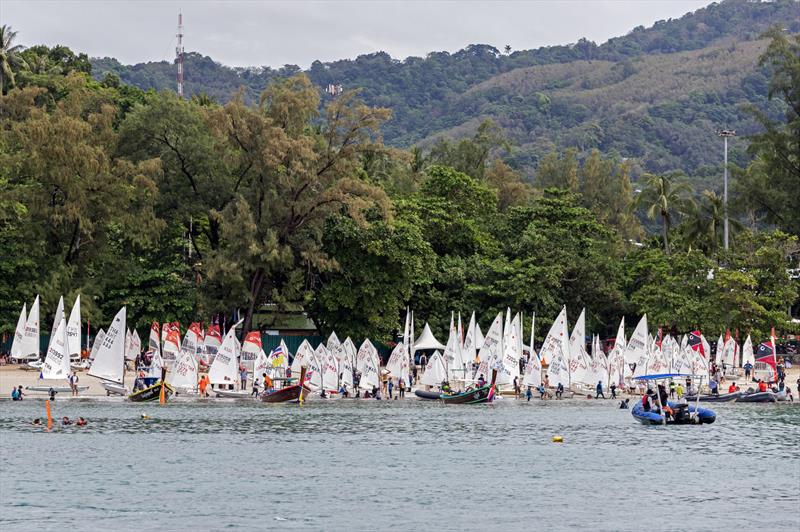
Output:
[{"xmin": 7, "ymin": 297, "xmax": 790, "ymax": 417}]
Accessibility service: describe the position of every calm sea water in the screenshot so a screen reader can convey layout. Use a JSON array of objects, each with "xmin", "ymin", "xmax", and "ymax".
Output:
[{"xmin": 1, "ymin": 397, "xmax": 798, "ymax": 531}]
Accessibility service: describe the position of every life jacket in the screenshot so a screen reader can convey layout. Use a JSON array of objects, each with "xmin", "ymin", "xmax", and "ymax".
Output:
[{"xmin": 642, "ymin": 395, "xmax": 650, "ymax": 411}]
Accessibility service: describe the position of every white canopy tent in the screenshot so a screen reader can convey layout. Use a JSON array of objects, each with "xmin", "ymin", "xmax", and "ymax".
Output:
[{"xmin": 413, "ymin": 322, "xmax": 445, "ymax": 351}]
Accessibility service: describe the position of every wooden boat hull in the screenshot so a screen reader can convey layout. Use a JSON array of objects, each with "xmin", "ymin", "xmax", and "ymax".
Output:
[
  {"xmin": 440, "ymin": 384, "xmax": 495, "ymax": 404},
  {"xmin": 684, "ymin": 392, "xmax": 741, "ymax": 403},
  {"xmin": 129, "ymin": 381, "xmax": 174, "ymax": 403},
  {"xmin": 737, "ymin": 391, "xmax": 777, "ymax": 403},
  {"xmin": 261, "ymin": 384, "xmax": 311, "ymax": 403}
]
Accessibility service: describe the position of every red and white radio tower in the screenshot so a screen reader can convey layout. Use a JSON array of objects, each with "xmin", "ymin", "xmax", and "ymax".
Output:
[{"xmin": 176, "ymin": 13, "xmax": 184, "ymax": 97}]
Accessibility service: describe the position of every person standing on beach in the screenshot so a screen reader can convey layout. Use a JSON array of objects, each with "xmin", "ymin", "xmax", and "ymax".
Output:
[
  {"xmin": 525, "ymin": 386, "xmax": 533, "ymax": 402},
  {"xmin": 388, "ymin": 378, "xmax": 394, "ymax": 399},
  {"xmin": 397, "ymin": 378, "xmax": 405, "ymax": 399},
  {"xmin": 70, "ymin": 372, "xmax": 79, "ymax": 396},
  {"xmin": 595, "ymin": 381, "xmax": 605, "ymax": 399},
  {"xmin": 513, "ymin": 376, "xmax": 520, "ymax": 399},
  {"xmin": 239, "ymin": 366, "xmax": 248, "ymax": 391},
  {"xmin": 556, "ymin": 382, "xmax": 564, "ymax": 399}
]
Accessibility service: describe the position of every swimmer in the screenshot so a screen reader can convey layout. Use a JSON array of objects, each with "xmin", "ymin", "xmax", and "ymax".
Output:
[
  {"xmin": 61, "ymin": 416, "xmax": 72, "ymax": 426},
  {"xmin": 76, "ymin": 417, "xmax": 87, "ymax": 426},
  {"xmin": 32, "ymin": 418, "xmax": 41, "ymax": 425},
  {"xmin": 619, "ymin": 398, "xmax": 630, "ymax": 409}
]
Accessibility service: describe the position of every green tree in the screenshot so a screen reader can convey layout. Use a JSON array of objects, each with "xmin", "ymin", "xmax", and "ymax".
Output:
[
  {"xmin": 0, "ymin": 25, "xmax": 25, "ymax": 94},
  {"xmin": 636, "ymin": 173, "xmax": 692, "ymax": 255},
  {"xmin": 535, "ymin": 149, "xmax": 578, "ymax": 191},
  {"xmin": 680, "ymin": 190, "xmax": 742, "ymax": 254}
]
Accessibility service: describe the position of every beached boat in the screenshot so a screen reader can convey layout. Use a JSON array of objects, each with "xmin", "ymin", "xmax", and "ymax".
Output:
[
  {"xmin": 737, "ymin": 390, "xmax": 777, "ymax": 403},
  {"xmin": 684, "ymin": 392, "xmax": 741, "ymax": 402},
  {"xmin": 261, "ymin": 366, "xmax": 310, "ymax": 403},
  {"xmin": 439, "ymin": 370, "xmax": 497, "ymax": 405},
  {"xmin": 26, "ymin": 385, "xmax": 90, "ymax": 393},
  {"xmin": 101, "ymin": 382, "xmax": 128, "ymax": 396},
  {"xmin": 213, "ymin": 388, "xmax": 253, "ymax": 399},
  {"xmin": 631, "ymin": 401, "xmax": 716, "ymax": 425}
]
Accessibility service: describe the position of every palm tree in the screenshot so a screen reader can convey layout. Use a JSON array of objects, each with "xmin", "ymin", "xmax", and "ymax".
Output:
[
  {"xmin": 0, "ymin": 24, "xmax": 25, "ymax": 94},
  {"xmin": 636, "ymin": 173, "xmax": 692, "ymax": 255},
  {"xmin": 683, "ymin": 190, "xmax": 742, "ymax": 253}
]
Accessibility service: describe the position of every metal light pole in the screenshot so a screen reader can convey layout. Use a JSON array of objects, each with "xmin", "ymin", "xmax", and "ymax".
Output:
[{"xmin": 717, "ymin": 130, "xmax": 736, "ymax": 251}]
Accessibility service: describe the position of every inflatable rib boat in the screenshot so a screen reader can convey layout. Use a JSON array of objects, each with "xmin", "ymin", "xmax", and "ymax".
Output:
[{"xmin": 631, "ymin": 401, "xmax": 716, "ymax": 425}]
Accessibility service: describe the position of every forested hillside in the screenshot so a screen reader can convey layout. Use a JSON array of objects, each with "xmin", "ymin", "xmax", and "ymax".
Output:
[{"xmin": 91, "ymin": 0, "xmax": 800, "ymax": 175}]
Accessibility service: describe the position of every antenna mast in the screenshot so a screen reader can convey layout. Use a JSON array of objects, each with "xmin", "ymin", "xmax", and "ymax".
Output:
[{"xmin": 176, "ymin": 13, "xmax": 184, "ymax": 97}]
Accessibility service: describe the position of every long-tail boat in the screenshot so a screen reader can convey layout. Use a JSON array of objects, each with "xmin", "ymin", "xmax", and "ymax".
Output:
[
  {"xmin": 439, "ymin": 369, "xmax": 497, "ymax": 405},
  {"xmin": 261, "ymin": 366, "xmax": 311, "ymax": 403}
]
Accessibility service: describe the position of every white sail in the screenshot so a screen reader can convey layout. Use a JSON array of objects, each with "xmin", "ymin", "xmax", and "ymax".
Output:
[
  {"xmin": 327, "ymin": 331, "xmax": 342, "ymax": 362},
  {"xmin": 169, "ymin": 348, "xmax": 198, "ymax": 392},
  {"xmin": 721, "ymin": 336, "xmax": 737, "ymax": 367},
  {"xmin": 742, "ymin": 335, "xmax": 755, "ymax": 367},
  {"xmin": 203, "ymin": 324, "xmax": 222, "ymax": 365},
  {"xmin": 522, "ymin": 313, "xmax": 542, "ymax": 388},
  {"xmin": 148, "ymin": 322, "xmax": 161, "ymax": 356},
  {"xmin": 89, "ymin": 329, "xmax": 106, "ymax": 363},
  {"xmin": 240, "ymin": 331, "xmax": 262, "ymax": 372},
  {"xmin": 10, "ymin": 303, "xmax": 26, "ymax": 360},
  {"xmin": 162, "ymin": 323, "xmax": 181, "ymax": 364},
  {"xmin": 292, "ymin": 339, "xmax": 321, "ymax": 388},
  {"xmin": 387, "ymin": 342, "xmax": 406, "ymax": 379},
  {"xmin": 66, "ymin": 295, "xmax": 81, "ymax": 358},
  {"xmin": 498, "ymin": 311, "xmax": 521, "ymax": 386},
  {"xmin": 462, "ymin": 312, "xmax": 477, "ymax": 369},
  {"xmin": 608, "ymin": 317, "xmax": 626, "ymax": 386},
  {"xmin": 339, "ymin": 340, "xmax": 355, "ymax": 389},
  {"xmin": 626, "ymin": 315, "xmax": 649, "ymax": 378},
  {"xmin": 50, "ymin": 296, "xmax": 64, "ymax": 341},
  {"xmin": 715, "ymin": 335, "xmax": 724, "ymax": 365},
  {"xmin": 475, "ymin": 312, "xmax": 503, "ymax": 381},
  {"xmin": 124, "ymin": 329, "xmax": 132, "ymax": 361},
  {"xmin": 318, "ymin": 343, "xmax": 339, "ymax": 391},
  {"xmin": 568, "ymin": 308, "xmax": 592, "ymax": 385},
  {"xmin": 343, "ymin": 337, "xmax": 358, "ymax": 368},
  {"xmin": 646, "ymin": 339, "xmax": 669, "ymax": 375},
  {"xmin": 420, "ymin": 350, "xmax": 447, "ymax": 387},
  {"xmin": 149, "ymin": 349, "xmax": 164, "ymax": 378},
  {"xmin": 23, "ymin": 295, "xmax": 40, "ymax": 358},
  {"xmin": 671, "ymin": 341, "xmax": 693, "ymax": 375},
  {"xmin": 356, "ymin": 339, "xmax": 380, "ymax": 390},
  {"xmin": 208, "ymin": 319, "xmax": 243, "ymax": 388},
  {"xmin": 88, "ymin": 307, "xmax": 126, "ymax": 384},
  {"xmin": 442, "ymin": 315, "xmax": 460, "ymax": 381},
  {"xmin": 589, "ymin": 335, "xmax": 609, "ymax": 387},
  {"xmin": 544, "ymin": 307, "xmax": 570, "ymax": 388},
  {"xmin": 41, "ymin": 310, "xmax": 70, "ymax": 380},
  {"xmin": 253, "ymin": 348, "xmax": 270, "ymax": 384}
]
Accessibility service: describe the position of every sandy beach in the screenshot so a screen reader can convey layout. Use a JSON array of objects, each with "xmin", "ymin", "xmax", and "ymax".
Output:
[{"xmin": 2, "ymin": 363, "xmax": 798, "ymax": 399}]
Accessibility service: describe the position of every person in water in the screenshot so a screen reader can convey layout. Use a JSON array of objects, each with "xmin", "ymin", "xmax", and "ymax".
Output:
[
  {"xmin": 32, "ymin": 418, "xmax": 41, "ymax": 425},
  {"xmin": 11, "ymin": 386, "xmax": 19, "ymax": 400},
  {"xmin": 61, "ymin": 416, "xmax": 72, "ymax": 426},
  {"xmin": 48, "ymin": 388, "xmax": 56, "ymax": 401},
  {"xmin": 619, "ymin": 398, "xmax": 629, "ymax": 409},
  {"xmin": 525, "ymin": 386, "xmax": 533, "ymax": 402},
  {"xmin": 76, "ymin": 417, "xmax": 87, "ymax": 426}
]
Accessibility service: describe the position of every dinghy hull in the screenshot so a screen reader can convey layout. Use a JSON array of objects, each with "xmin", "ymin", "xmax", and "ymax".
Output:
[
  {"xmin": 414, "ymin": 390, "xmax": 442, "ymax": 400},
  {"xmin": 25, "ymin": 385, "xmax": 89, "ymax": 393},
  {"xmin": 101, "ymin": 382, "xmax": 129, "ymax": 396},
  {"xmin": 213, "ymin": 388, "xmax": 252, "ymax": 399}
]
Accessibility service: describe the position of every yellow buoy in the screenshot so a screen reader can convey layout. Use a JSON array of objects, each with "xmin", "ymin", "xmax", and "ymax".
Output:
[{"xmin": 552, "ymin": 435, "xmax": 563, "ymax": 443}]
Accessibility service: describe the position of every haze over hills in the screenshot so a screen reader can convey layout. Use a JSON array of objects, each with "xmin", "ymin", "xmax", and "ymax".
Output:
[{"xmin": 91, "ymin": 0, "xmax": 799, "ymax": 177}]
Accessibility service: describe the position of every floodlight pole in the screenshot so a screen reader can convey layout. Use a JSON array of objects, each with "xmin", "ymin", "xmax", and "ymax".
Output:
[{"xmin": 717, "ymin": 130, "xmax": 736, "ymax": 251}]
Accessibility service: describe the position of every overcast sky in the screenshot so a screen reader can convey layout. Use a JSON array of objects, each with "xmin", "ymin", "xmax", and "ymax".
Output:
[{"xmin": 4, "ymin": 0, "xmax": 712, "ymax": 68}]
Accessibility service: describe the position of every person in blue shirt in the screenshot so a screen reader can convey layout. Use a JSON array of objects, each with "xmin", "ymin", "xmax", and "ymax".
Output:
[
  {"xmin": 525, "ymin": 386, "xmax": 533, "ymax": 402},
  {"xmin": 556, "ymin": 382, "xmax": 564, "ymax": 399},
  {"xmin": 744, "ymin": 362, "xmax": 753, "ymax": 380},
  {"xmin": 709, "ymin": 378, "xmax": 719, "ymax": 396},
  {"xmin": 595, "ymin": 381, "xmax": 605, "ymax": 399},
  {"xmin": 11, "ymin": 386, "xmax": 19, "ymax": 400}
]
